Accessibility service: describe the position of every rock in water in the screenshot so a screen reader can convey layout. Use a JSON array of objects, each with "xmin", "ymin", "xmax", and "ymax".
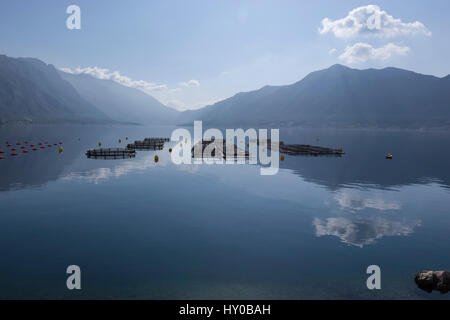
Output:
[{"xmin": 415, "ymin": 270, "xmax": 450, "ymax": 293}]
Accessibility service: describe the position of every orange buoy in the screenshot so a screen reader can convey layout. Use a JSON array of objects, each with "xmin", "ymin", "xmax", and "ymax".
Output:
[
  {"xmin": 281, "ymin": 154, "xmax": 285, "ymax": 161},
  {"xmin": 58, "ymin": 147, "xmax": 63, "ymax": 154}
]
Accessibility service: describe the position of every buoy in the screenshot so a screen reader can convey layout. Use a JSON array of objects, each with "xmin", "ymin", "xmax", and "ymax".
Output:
[
  {"xmin": 40, "ymin": 146, "xmax": 45, "ymax": 149},
  {"xmin": 98, "ymin": 142, "xmax": 102, "ymax": 147},
  {"xmin": 154, "ymin": 155, "xmax": 159, "ymax": 163},
  {"xmin": 169, "ymin": 148, "xmax": 172, "ymax": 153},
  {"xmin": 11, "ymin": 148, "xmax": 17, "ymax": 151},
  {"xmin": 38, "ymin": 142, "xmax": 42, "ymax": 145},
  {"xmin": 11, "ymin": 153, "xmax": 18, "ymax": 156},
  {"xmin": 20, "ymin": 146, "xmax": 25, "ymax": 149},
  {"xmin": 0, "ymin": 156, "xmax": 4, "ymax": 160},
  {"xmin": 0, "ymin": 150, "xmax": 4, "ymax": 154},
  {"xmin": 126, "ymin": 137, "xmax": 128, "ymax": 140},
  {"xmin": 7, "ymin": 144, "xmax": 12, "ymax": 147},
  {"xmin": 23, "ymin": 150, "xmax": 28, "ymax": 153},
  {"xmin": 385, "ymin": 153, "xmax": 393, "ymax": 160},
  {"xmin": 16, "ymin": 142, "xmax": 21, "ymax": 145},
  {"xmin": 118, "ymin": 139, "xmax": 122, "ymax": 144},
  {"xmin": 48, "ymin": 145, "xmax": 52, "ymax": 147},
  {"xmin": 281, "ymin": 154, "xmax": 285, "ymax": 161},
  {"xmin": 58, "ymin": 147, "xmax": 63, "ymax": 154},
  {"xmin": 53, "ymin": 143, "xmax": 58, "ymax": 146},
  {"xmin": 32, "ymin": 148, "xmax": 39, "ymax": 151},
  {"xmin": 59, "ymin": 142, "xmax": 62, "ymax": 144},
  {"xmin": 30, "ymin": 144, "xmax": 35, "ymax": 147},
  {"xmin": 339, "ymin": 147, "xmax": 343, "ymax": 152}
]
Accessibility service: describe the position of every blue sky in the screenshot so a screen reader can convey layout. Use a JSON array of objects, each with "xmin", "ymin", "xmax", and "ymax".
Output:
[{"xmin": 0, "ymin": 0, "xmax": 449, "ymax": 110}]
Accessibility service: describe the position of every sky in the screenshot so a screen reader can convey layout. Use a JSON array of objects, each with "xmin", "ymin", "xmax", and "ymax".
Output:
[{"xmin": 0, "ymin": 0, "xmax": 449, "ymax": 111}]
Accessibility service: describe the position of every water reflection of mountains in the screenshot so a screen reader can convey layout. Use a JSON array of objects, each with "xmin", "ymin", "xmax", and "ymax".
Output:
[{"xmin": 1, "ymin": 129, "xmax": 450, "ymax": 192}]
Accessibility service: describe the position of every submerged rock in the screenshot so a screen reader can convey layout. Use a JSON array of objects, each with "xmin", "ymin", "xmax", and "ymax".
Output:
[{"xmin": 415, "ymin": 270, "xmax": 450, "ymax": 293}]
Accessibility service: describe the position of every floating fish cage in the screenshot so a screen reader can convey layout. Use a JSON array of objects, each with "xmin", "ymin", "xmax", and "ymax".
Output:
[
  {"xmin": 192, "ymin": 140, "xmax": 250, "ymax": 159},
  {"xmin": 278, "ymin": 143, "xmax": 344, "ymax": 156},
  {"xmin": 86, "ymin": 148, "xmax": 136, "ymax": 159},
  {"xmin": 127, "ymin": 137, "xmax": 169, "ymax": 150}
]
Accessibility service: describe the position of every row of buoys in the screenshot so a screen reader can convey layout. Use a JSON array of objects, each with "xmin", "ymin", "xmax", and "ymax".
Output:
[{"xmin": 1, "ymin": 140, "xmax": 63, "ymax": 158}]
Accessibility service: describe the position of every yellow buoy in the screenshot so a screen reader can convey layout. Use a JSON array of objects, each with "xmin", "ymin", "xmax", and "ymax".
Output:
[
  {"xmin": 247, "ymin": 143, "xmax": 249, "ymax": 147},
  {"xmin": 281, "ymin": 154, "xmax": 285, "ymax": 161},
  {"xmin": 169, "ymin": 148, "xmax": 172, "ymax": 153},
  {"xmin": 154, "ymin": 155, "xmax": 159, "ymax": 163},
  {"xmin": 339, "ymin": 147, "xmax": 343, "ymax": 152},
  {"xmin": 119, "ymin": 139, "xmax": 122, "ymax": 144},
  {"xmin": 126, "ymin": 137, "xmax": 128, "ymax": 140},
  {"xmin": 58, "ymin": 147, "xmax": 63, "ymax": 154},
  {"xmin": 98, "ymin": 142, "xmax": 102, "ymax": 147}
]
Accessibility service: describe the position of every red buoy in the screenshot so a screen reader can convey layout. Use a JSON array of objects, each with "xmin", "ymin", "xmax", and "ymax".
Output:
[
  {"xmin": 32, "ymin": 148, "xmax": 39, "ymax": 151},
  {"xmin": 48, "ymin": 145, "xmax": 52, "ymax": 147},
  {"xmin": 7, "ymin": 144, "xmax": 12, "ymax": 147},
  {"xmin": 11, "ymin": 153, "xmax": 18, "ymax": 156},
  {"xmin": 23, "ymin": 150, "xmax": 28, "ymax": 153},
  {"xmin": 0, "ymin": 156, "xmax": 4, "ymax": 160},
  {"xmin": 30, "ymin": 144, "xmax": 35, "ymax": 147},
  {"xmin": 53, "ymin": 143, "xmax": 58, "ymax": 146},
  {"xmin": 0, "ymin": 150, "xmax": 4, "ymax": 154},
  {"xmin": 20, "ymin": 146, "xmax": 25, "ymax": 149},
  {"xmin": 16, "ymin": 142, "xmax": 21, "ymax": 145},
  {"xmin": 11, "ymin": 148, "xmax": 17, "ymax": 151}
]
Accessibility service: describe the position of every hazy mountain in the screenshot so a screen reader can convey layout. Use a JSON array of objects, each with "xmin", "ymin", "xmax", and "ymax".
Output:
[
  {"xmin": 181, "ymin": 64, "xmax": 450, "ymax": 129},
  {"xmin": 60, "ymin": 71, "xmax": 179, "ymax": 125},
  {"xmin": 0, "ymin": 55, "xmax": 109, "ymax": 124}
]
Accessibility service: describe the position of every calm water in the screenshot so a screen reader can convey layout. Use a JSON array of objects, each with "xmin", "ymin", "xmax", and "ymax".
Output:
[{"xmin": 0, "ymin": 124, "xmax": 449, "ymax": 299}]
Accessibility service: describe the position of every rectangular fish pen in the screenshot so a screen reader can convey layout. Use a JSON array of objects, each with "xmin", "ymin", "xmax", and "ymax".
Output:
[
  {"xmin": 86, "ymin": 148, "xmax": 136, "ymax": 159},
  {"xmin": 127, "ymin": 137, "xmax": 169, "ymax": 150}
]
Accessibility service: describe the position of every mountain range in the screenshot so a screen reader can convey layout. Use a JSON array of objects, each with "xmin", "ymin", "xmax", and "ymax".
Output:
[
  {"xmin": 1, "ymin": 54, "xmax": 449, "ymax": 129},
  {"xmin": 182, "ymin": 64, "xmax": 450, "ymax": 128}
]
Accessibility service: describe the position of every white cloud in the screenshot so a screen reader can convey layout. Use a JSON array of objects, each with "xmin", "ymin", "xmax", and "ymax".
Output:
[
  {"xmin": 178, "ymin": 79, "xmax": 200, "ymax": 87},
  {"xmin": 328, "ymin": 48, "xmax": 337, "ymax": 55},
  {"xmin": 319, "ymin": 5, "xmax": 431, "ymax": 38},
  {"xmin": 339, "ymin": 42, "xmax": 410, "ymax": 64},
  {"xmin": 60, "ymin": 66, "xmax": 168, "ymax": 91}
]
